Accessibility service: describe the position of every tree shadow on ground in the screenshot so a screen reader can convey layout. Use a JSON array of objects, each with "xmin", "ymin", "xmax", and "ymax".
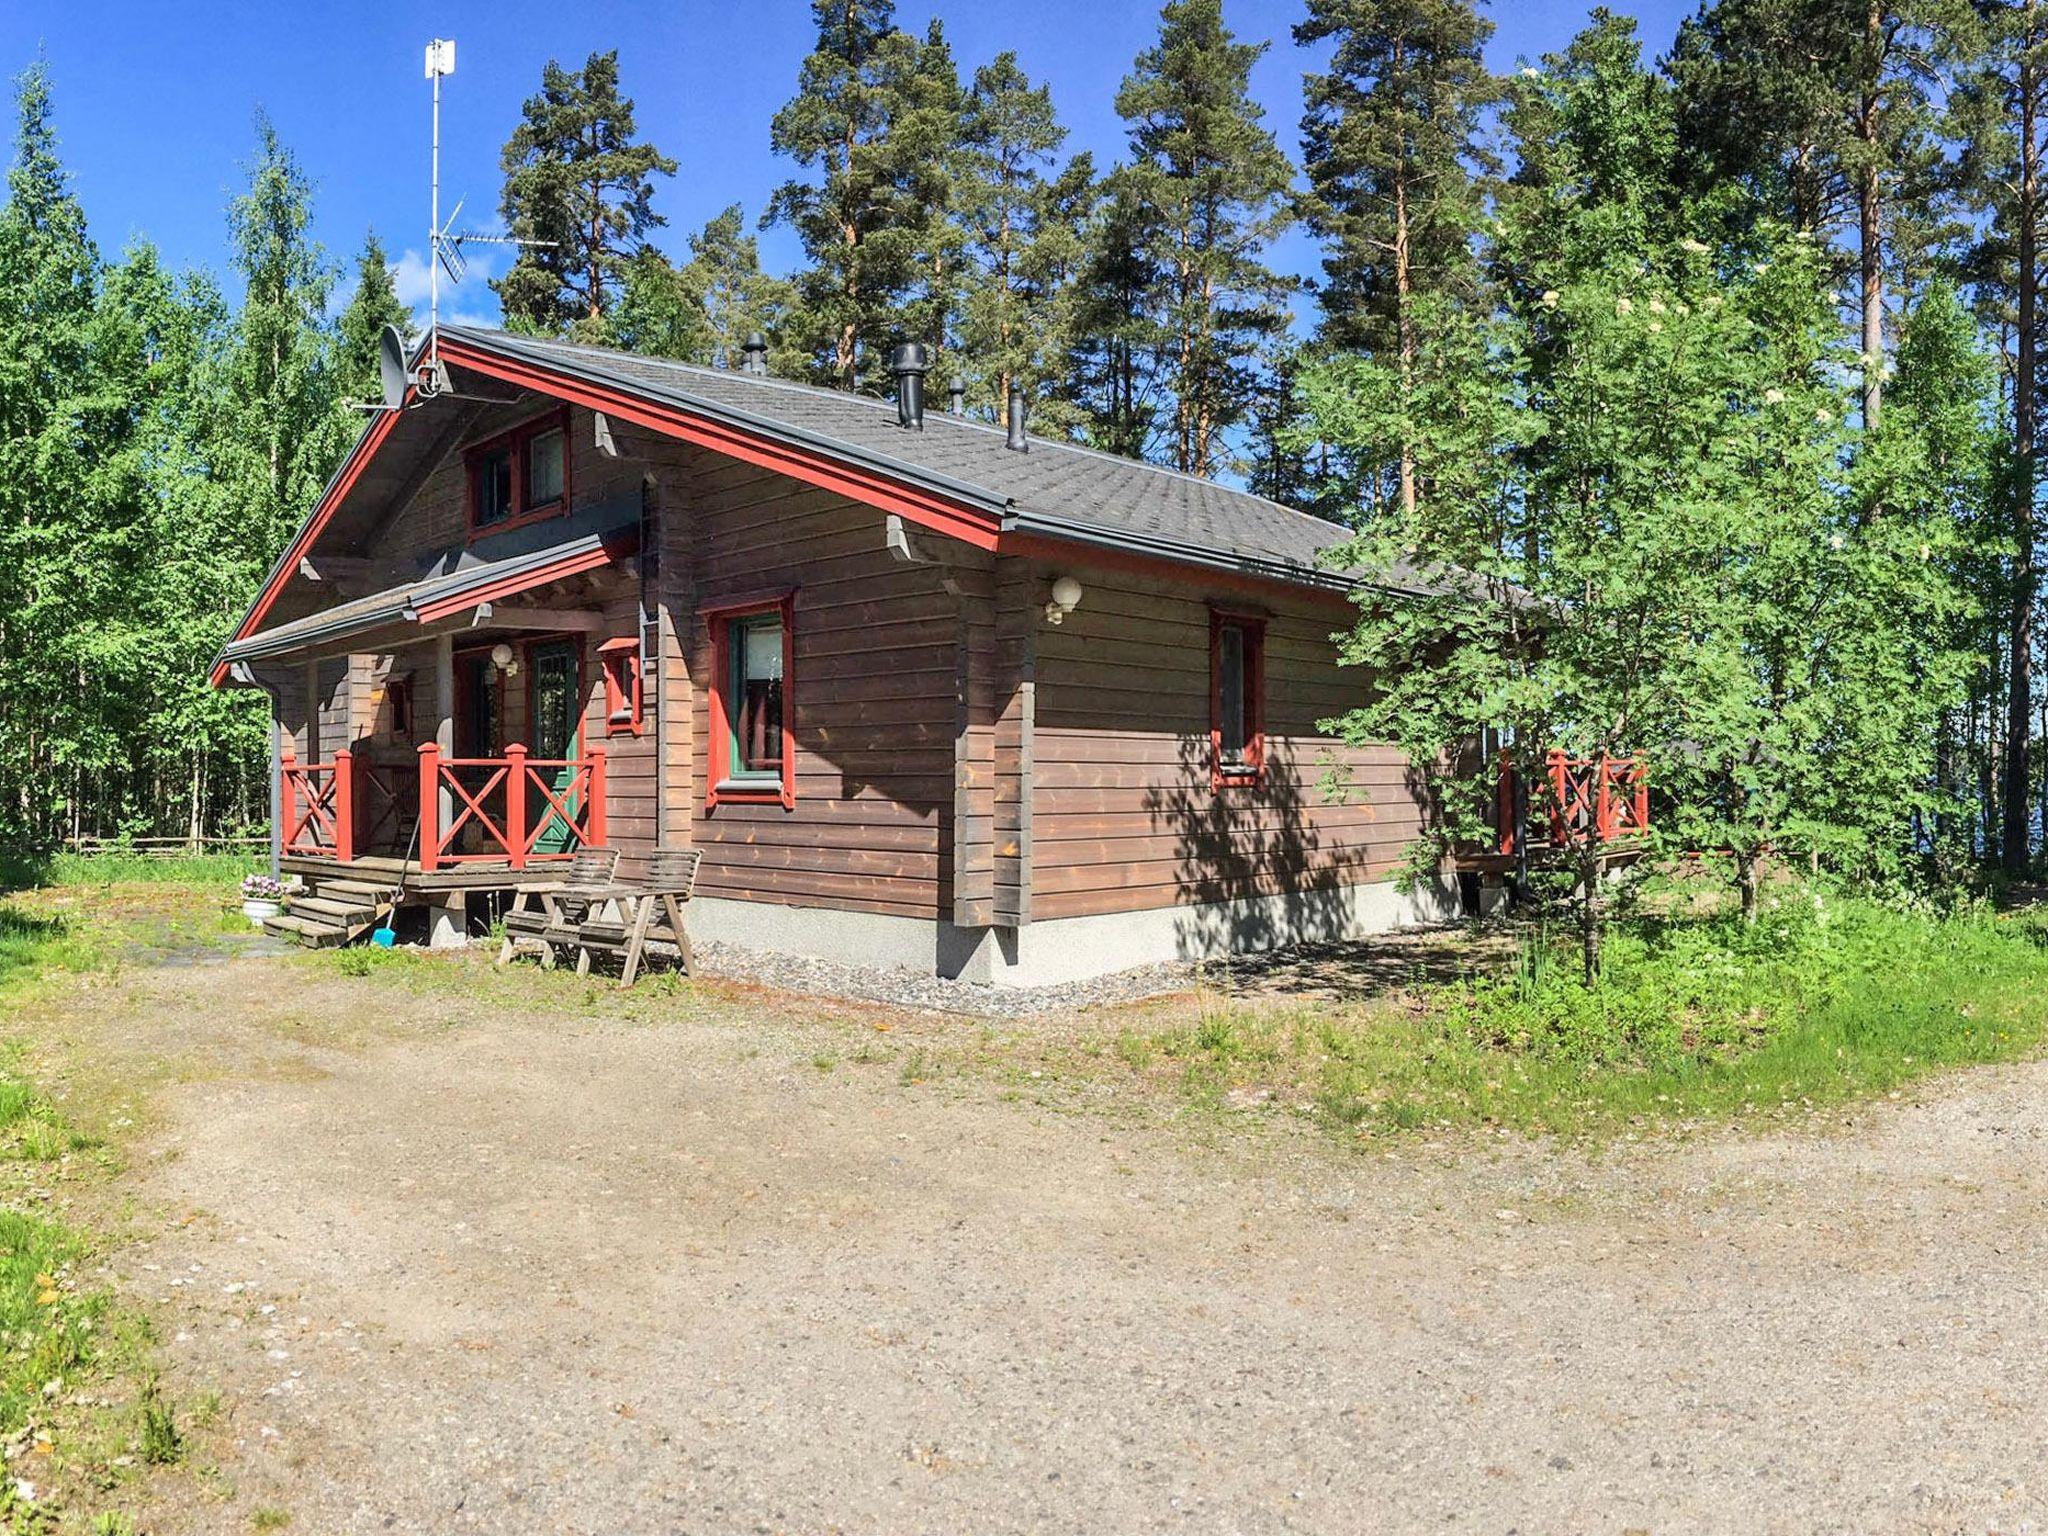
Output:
[{"xmin": 1195, "ymin": 927, "xmax": 1512, "ymax": 1003}]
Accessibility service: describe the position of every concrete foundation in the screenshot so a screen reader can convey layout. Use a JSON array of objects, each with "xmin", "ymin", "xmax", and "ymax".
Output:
[
  {"xmin": 688, "ymin": 876, "xmax": 1462, "ymax": 989},
  {"xmin": 428, "ymin": 891, "xmax": 468, "ymax": 950}
]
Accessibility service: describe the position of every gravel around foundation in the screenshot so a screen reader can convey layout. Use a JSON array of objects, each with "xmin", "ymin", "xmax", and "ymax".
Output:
[
  {"xmin": 691, "ymin": 925, "xmax": 1497, "ymax": 1015},
  {"xmin": 22, "ymin": 946, "xmax": 2048, "ymax": 1534}
]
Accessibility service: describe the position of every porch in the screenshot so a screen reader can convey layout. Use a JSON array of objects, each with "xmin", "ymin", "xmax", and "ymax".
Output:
[
  {"xmin": 1454, "ymin": 751, "xmax": 1652, "ymax": 878},
  {"xmin": 271, "ymin": 743, "xmax": 611, "ymax": 946}
]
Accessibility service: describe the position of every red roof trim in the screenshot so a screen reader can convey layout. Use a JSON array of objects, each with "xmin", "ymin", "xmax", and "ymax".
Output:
[
  {"xmin": 436, "ymin": 337, "xmax": 1003, "ymax": 552},
  {"xmin": 407, "ymin": 535, "xmax": 635, "ymax": 623},
  {"xmin": 209, "ymin": 403, "xmax": 408, "ymax": 686}
]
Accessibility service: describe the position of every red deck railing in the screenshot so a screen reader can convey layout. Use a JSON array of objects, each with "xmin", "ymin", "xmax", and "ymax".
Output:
[
  {"xmin": 280, "ymin": 746, "xmax": 354, "ymax": 861},
  {"xmin": 1498, "ymin": 750, "xmax": 1649, "ymax": 855},
  {"xmin": 416, "ymin": 743, "xmax": 607, "ymax": 873}
]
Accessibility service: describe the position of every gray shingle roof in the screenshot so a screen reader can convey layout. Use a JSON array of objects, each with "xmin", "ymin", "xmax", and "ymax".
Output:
[{"xmin": 441, "ymin": 326, "xmax": 1425, "ymax": 597}]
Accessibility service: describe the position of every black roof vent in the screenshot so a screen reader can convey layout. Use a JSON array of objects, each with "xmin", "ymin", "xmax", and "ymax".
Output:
[
  {"xmin": 948, "ymin": 377, "xmax": 965, "ymax": 416},
  {"xmin": 740, "ymin": 333, "xmax": 768, "ymax": 376},
  {"xmin": 890, "ymin": 342, "xmax": 930, "ymax": 431},
  {"xmin": 1006, "ymin": 384, "xmax": 1029, "ymax": 452}
]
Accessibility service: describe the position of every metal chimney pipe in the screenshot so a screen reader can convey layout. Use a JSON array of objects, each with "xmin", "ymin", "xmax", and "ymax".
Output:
[
  {"xmin": 1006, "ymin": 384, "xmax": 1029, "ymax": 452},
  {"xmin": 741, "ymin": 333, "xmax": 768, "ymax": 376},
  {"xmin": 890, "ymin": 342, "xmax": 930, "ymax": 431},
  {"xmin": 948, "ymin": 377, "xmax": 965, "ymax": 416}
]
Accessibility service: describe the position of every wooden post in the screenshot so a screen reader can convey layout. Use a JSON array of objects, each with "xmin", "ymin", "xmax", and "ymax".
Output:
[
  {"xmin": 434, "ymin": 634, "xmax": 456, "ymax": 842},
  {"xmin": 1594, "ymin": 754, "xmax": 1613, "ymax": 843},
  {"xmin": 1496, "ymin": 749, "xmax": 1515, "ymax": 855},
  {"xmin": 417, "ymin": 742, "xmax": 441, "ymax": 873},
  {"xmin": 1546, "ymin": 749, "xmax": 1568, "ymax": 848},
  {"xmin": 505, "ymin": 744, "xmax": 527, "ymax": 870},
  {"xmin": 1634, "ymin": 762, "xmax": 1649, "ymax": 837},
  {"xmin": 279, "ymin": 743, "xmax": 298, "ymax": 856},
  {"xmin": 586, "ymin": 745, "xmax": 608, "ymax": 848},
  {"xmin": 333, "ymin": 748, "xmax": 355, "ymax": 863}
]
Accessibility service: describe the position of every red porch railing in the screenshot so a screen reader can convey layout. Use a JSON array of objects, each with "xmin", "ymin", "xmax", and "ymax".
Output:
[
  {"xmin": 416, "ymin": 743, "xmax": 608, "ymax": 873},
  {"xmin": 1498, "ymin": 750, "xmax": 1649, "ymax": 855},
  {"xmin": 280, "ymin": 746, "xmax": 354, "ymax": 861}
]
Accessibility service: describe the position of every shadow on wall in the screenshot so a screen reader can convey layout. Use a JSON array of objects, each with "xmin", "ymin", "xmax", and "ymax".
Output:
[{"xmin": 1143, "ymin": 734, "xmax": 1374, "ymax": 962}]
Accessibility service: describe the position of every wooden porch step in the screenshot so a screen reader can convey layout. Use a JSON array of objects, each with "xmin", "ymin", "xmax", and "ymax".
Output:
[
  {"xmin": 289, "ymin": 895, "xmax": 379, "ymax": 923},
  {"xmin": 310, "ymin": 878, "xmax": 401, "ymax": 901},
  {"xmin": 263, "ymin": 913, "xmax": 349, "ymax": 948}
]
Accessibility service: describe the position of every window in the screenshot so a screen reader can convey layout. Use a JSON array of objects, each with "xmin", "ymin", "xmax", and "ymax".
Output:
[
  {"xmin": 465, "ymin": 408, "xmax": 571, "ymax": 535},
  {"xmin": 1210, "ymin": 610, "xmax": 1266, "ymax": 788},
  {"xmin": 599, "ymin": 636, "xmax": 643, "ymax": 737},
  {"xmin": 527, "ymin": 424, "xmax": 565, "ymax": 506},
  {"xmin": 384, "ymin": 675, "xmax": 414, "ymax": 741},
  {"xmin": 705, "ymin": 591, "xmax": 796, "ymax": 809}
]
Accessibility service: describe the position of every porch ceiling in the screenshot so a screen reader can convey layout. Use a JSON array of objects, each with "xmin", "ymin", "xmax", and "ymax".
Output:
[{"xmin": 220, "ymin": 524, "xmax": 638, "ymax": 667}]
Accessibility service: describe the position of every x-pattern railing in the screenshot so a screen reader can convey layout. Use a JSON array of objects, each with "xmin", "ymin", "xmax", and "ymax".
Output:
[
  {"xmin": 279, "ymin": 746, "xmax": 352, "ymax": 859},
  {"xmin": 416, "ymin": 743, "xmax": 608, "ymax": 873},
  {"xmin": 1498, "ymin": 750, "xmax": 1650, "ymax": 855}
]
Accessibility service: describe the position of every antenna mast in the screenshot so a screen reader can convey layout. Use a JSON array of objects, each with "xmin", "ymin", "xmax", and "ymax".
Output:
[{"xmin": 424, "ymin": 38, "xmax": 457, "ymax": 395}]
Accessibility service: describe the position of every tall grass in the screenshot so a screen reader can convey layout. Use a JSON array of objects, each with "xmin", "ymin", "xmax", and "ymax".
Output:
[
  {"xmin": 33, "ymin": 851, "xmax": 249, "ymax": 889},
  {"xmin": 1117, "ymin": 890, "xmax": 2048, "ymax": 1140}
]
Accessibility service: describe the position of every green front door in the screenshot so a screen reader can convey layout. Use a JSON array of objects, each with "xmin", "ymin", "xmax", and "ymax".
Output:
[{"xmin": 528, "ymin": 640, "xmax": 583, "ymax": 854}]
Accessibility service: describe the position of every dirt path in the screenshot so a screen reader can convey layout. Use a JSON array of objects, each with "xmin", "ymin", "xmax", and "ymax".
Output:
[{"xmin": 38, "ymin": 952, "xmax": 2048, "ymax": 1533}]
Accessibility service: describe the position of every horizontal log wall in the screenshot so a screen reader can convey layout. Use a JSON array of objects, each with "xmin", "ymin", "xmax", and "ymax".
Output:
[
  {"xmin": 669, "ymin": 446, "xmax": 954, "ymax": 919},
  {"xmin": 1030, "ymin": 570, "xmax": 1426, "ymax": 922}
]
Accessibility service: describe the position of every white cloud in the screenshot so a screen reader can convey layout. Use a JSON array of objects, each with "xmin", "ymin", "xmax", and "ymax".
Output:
[{"xmin": 391, "ymin": 245, "xmax": 504, "ymax": 328}]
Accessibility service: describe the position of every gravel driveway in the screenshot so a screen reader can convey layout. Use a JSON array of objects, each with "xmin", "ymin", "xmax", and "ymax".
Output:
[{"xmin": 50, "ymin": 953, "xmax": 2048, "ymax": 1534}]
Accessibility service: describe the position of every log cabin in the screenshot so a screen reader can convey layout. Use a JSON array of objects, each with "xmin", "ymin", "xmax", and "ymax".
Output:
[{"xmin": 210, "ymin": 326, "xmax": 1469, "ymax": 986}]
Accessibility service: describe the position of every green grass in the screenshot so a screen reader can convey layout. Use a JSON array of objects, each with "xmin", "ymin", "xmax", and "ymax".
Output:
[
  {"xmin": 1098, "ymin": 888, "xmax": 2048, "ymax": 1142},
  {"xmin": 0, "ymin": 863, "xmax": 233, "ymax": 1529},
  {"xmin": 1, "ymin": 850, "xmax": 250, "ymax": 893}
]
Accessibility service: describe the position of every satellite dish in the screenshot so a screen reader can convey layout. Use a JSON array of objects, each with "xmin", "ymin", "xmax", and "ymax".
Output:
[{"xmin": 378, "ymin": 324, "xmax": 409, "ymax": 410}]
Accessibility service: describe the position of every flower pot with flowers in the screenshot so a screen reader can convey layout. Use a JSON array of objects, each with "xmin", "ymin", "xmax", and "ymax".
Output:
[{"xmin": 240, "ymin": 873, "xmax": 286, "ymax": 926}]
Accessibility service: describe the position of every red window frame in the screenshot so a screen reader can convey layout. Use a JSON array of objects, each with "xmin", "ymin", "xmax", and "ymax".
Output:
[
  {"xmin": 705, "ymin": 589, "xmax": 797, "ymax": 811},
  {"xmin": 598, "ymin": 635, "xmax": 643, "ymax": 737},
  {"xmin": 1209, "ymin": 608, "xmax": 1266, "ymax": 789},
  {"xmin": 464, "ymin": 406, "xmax": 572, "ymax": 539}
]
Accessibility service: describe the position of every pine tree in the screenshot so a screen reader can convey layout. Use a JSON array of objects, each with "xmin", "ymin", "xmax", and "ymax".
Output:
[
  {"xmin": 1062, "ymin": 175, "xmax": 1165, "ymax": 459},
  {"xmin": 333, "ymin": 231, "xmax": 410, "ymax": 406},
  {"xmin": 494, "ymin": 51, "xmax": 677, "ymax": 336},
  {"xmin": 612, "ymin": 204, "xmax": 795, "ymax": 368},
  {"xmin": 218, "ymin": 114, "xmax": 344, "ymax": 559},
  {"xmin": 1949, "ymin": 0, "xmax": 2048, "ymax": 868},
  {"xmin": 1294, "ymin": 0, "xmax": 1497, "ymax": 515},
  {"xmin": 893, "ymin": 20, "xmax": 968, "ymax": 361},
  {"xmin": 1298, "ymin": 0, "xmax": 1495, "ymax": 349},
  {"xmin": 768, "ymin": 0, "xmax": 935, "ymax": 388},
  {"xmin": 1113, "ymin": 0, "xmax": 1298, "ymax": 478},
  {"xmin": 0, "ymin": 63, "xmax": 109, "ymax": 842},
  {"xmin": 953, "ymin": 52, "xmax": 1094, "ymax": 419},
  {"xmin": 1669, "ymin": 0, "xmax": 1963, "ymax": 429}
]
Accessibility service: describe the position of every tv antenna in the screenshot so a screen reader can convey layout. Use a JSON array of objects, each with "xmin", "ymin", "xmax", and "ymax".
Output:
[{"xmin": 365, "ymin": 38, "xmax": 550, "ymax": 412}]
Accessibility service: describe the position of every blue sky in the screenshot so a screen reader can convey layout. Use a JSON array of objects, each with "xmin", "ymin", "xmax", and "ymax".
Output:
[{"xmin": 4, "ymin": 0, "xmax": 1694, "ymax": 325}]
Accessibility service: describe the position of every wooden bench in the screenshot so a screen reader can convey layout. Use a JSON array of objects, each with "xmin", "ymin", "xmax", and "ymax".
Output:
[
  {"xmin": 495, "ymin": 848, "xmax": 620, "ymax": 969},
  {"xmin": 564, "ymin": 849, "xmax": 702, "ymax": 987}
]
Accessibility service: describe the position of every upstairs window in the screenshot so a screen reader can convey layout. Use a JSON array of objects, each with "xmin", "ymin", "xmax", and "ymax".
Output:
[
  {"xmin": 705, "ymin": 591, "xmax": 796, "ymax": 810},
  {"xmin": 1210, "ymin": 610, "xmax": 1266, "ymax": 788},
  {"xmin": 466, "ymin": 409, "xmax": 571, "ymax": 535}
]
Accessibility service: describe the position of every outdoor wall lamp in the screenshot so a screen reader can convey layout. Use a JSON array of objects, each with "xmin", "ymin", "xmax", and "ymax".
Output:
[
  {"xmin": 490, "ymin": 642, "xmax": 520, "ymax": 676},
  {"xmin": 1045, "ymin": 575, "xmax": 1084, "ymax": 626}
]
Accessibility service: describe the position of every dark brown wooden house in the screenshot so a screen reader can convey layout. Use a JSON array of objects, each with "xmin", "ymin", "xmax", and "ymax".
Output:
[{"xmin": 211, "ymin": 327, "xmax": 1462, "ymax": 984}]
